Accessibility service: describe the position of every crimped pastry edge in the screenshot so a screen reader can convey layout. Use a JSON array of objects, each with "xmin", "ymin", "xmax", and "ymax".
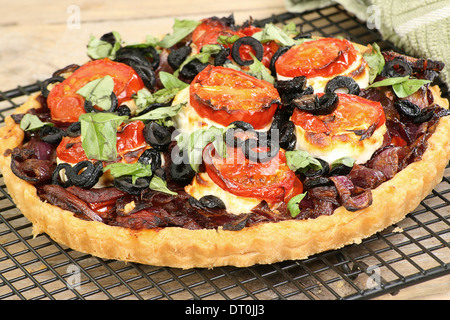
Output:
[{"xmin": 0, "ymin": 87, "xmax": 449, "ymax": 269}]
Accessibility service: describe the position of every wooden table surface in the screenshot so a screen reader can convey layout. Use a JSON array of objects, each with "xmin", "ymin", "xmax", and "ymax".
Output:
[{"xmin": 0, "ymin": 0, "xmax": 449, "ymax": 300}]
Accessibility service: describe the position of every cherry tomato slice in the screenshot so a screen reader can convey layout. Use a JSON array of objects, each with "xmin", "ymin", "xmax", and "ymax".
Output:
[
  {"xmin": 56, "ymin": 120, "xmax": 147, "ymax": 163},
  {"xmin": 192, "ymin": 20, "xmax": 278, "ymax": 68},
  {"xmin": 291, "ymin": 93, "xmax": 385, "ymax": 135},
  {"xmin": 190, "ymin": 65, "xmax": 280, "ymax": 129},
  {"xmin": 47, "ymin": 58, "xmax": 145, "ymax": 123},
  {"xmin": 275, "ymin": 38, "xmax": 358, "ymax": 78},
  {"xmin": 203, "ymin": 143, "xmax": 298, "ymax": 202}
]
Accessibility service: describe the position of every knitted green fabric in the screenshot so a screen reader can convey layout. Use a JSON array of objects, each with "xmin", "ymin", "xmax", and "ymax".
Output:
[{"xmin": 285, "ymin": 0, "xmax": 450, "ymax": 84}]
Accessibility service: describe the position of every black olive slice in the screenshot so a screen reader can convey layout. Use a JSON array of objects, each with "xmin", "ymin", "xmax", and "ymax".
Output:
[
  {"xmin": 129, "ymin": 61, "xmax": 156, "ymax": 89},
  {"xmin": 52, "ymin": 163, "xmax": 73, "ymax": 188},
  {"xmin": 138, "ymin": 148, "xmax": 162, "ymax": 172},
  {"xmin": 413, "ymin": 106, "xmax": 435, "ymax": 123},
  {"xmin": 52, "ymin": 64, "xmax": 80, "ymax": 78},
  {"xmin": 65, "ymin": 121, "xmax": 81, "ymax": 137},
  {"xmin": 329, "ymin": 163, "xmax": 353, "ymax": 176},
  {"xmin": 302, "ymin": 158, "xmax": 329, "ymax": 178},
  {"xmin": 68, "ymin": 161, "xmax": 103, "ymax": 189},
  {"xmin": 278, "ymin": 121, "xmax": 296, "ymax": 151},
  {"xmin": 291, "ymin": 94, "xmax": 320, "ymax": 113},
  {"xmin": 170, "ymin": 151, "xmax": 196, "ymax": 184},
  {"xmin": 303, "ymin": 176, "xmax": 333, "ymax": 189},
  {"xmin": 41, "ymin": 76, "xmax": 65, "ymax": 98},
  {"xmin": 394, "ymin": 100, "xmax": 421, "ymax": 118},
  {"xmin": 214, "ymin": 47, "xmax": 231, "ymax": 66},
  {"xmin": 199, "ymin": 195, "xmax": 226, "ymax": 210},
  {"xmin": 117, "ymin": 105, "xmax": 131, "ymax": 117},
  {"xmin": 242, "ymin": 138, "xmax": 280, "ymax": 163},
  {"xmin": 39, "ymin": 126, "xmax": 64, "ymax": 144},
  {"xmin": 325, "ymin": 76, "xmax": 360, "ymax": 95},
  {"xmin": 84, "ymin": 92, "xmax": 118, "ymax": 113},
  {"xmin": 100, "ymin": 32, "xmax": 118, "ymax": 45},
  {"xmin": 113, "ymin": 176, "xmax": 150, "ymax": 196},
  {"xmin": 143, "ymin": 121, "xmax": 172, "ymax": 151},
  {"xmin": 224, "ymin": 121, "xmax": 256, "ymax": 147},
  {"xmin": 316, "ymin": 92, "xmax": 339, "ymax": 115},
  {"xmin": 168, "ymin": 46, "xmax": 192, "ymax": 70},
  {"xmin": 269, "ymin": 46, "xmax": 291, "ymax": 76},
  {"xmin": 180, "ymin": 59, "xmax": 208, "ymax": 79},
  {"xmin": 231, "ymin": 36, "xmax": 264, "ymax": 66},
  {"xmin": 381, "ymin": 58, "xmax": 412, "ymax": 78}
]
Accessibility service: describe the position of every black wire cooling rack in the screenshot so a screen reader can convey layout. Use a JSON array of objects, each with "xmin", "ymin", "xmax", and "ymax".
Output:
[{"xmin": 0, "ymin": 4, "xmax": 449, "ymax": 300}]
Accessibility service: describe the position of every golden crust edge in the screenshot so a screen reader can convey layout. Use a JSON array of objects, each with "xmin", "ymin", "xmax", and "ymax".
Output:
[{"xmin": 0, "ymin": 88, "xmax": 449, "ymax": 269}]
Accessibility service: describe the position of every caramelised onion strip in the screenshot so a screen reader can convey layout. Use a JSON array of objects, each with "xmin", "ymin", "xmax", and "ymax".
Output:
[{"xmin": 39, "ymin": 185, "xmax": 104, "ymax": 222}]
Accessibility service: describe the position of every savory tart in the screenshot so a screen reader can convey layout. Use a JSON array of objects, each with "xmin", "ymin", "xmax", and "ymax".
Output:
[{"xmin": 0, "ymin": 15, "xmax": 449, "ymax": 269}]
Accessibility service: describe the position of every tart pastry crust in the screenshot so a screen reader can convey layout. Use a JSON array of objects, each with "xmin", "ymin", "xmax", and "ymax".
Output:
[{"xmin": 1, "ymin": 87, "xmax": 449, "ymax": 269}]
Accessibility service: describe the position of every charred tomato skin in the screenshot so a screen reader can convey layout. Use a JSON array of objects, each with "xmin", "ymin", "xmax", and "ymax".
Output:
[
  {"xmin": 202, "ymin": 143, "xmax": 300, "ymax": 202},
  {"xmin": 47, "ymin": 58, "xmax": 145, "ymax": 123},
  {"xmin": 189, "ymin": 65, "xmax": 280, "ymax": 129}
]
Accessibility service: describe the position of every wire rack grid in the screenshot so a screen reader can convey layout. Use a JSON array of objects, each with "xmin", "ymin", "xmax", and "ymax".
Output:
[{"xmin": 0, "ymin": 4, "xmax": 449, "ymax": 300}]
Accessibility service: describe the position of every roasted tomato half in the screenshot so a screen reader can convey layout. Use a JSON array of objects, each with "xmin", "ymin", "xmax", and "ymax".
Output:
[
  {"xmin": 291, "ymin": 93, "xmax": 386, "ymax": 135},
  {"xmin": 192, "ymin": 18, "xmax": 278, "ymax": 68},
  {"xmin": 203, "ymin": 143, "xmax": 300, "ymax": 202},
  {"xmin": 190, "ymin": 65, "xmax": 280, "ymax": 129},
  {"xmin": 47, "ymin": 58, "xmax": 145, "ymax": 123},
  {"xmin": 275, "ymin": 38, "xmax": 358, "ymax": 79},
  {"xmin": 56, "ymin": 120, "xmax": 147, "ymax": 163}
]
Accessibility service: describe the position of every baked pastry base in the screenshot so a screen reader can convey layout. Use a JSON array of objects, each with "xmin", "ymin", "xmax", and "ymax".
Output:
[{"xmin": 0, "ymin": 89, "xmax": 449, "ymax": 269}]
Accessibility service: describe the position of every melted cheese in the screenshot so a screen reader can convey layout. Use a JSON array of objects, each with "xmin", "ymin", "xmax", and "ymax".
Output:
[
  {"xmin": 185, "ymin": 172, "xmax": 265, "ymax": 215},
  {"xmin": 276, "ymin": 47, "xmax": 370, "ymax": 93},
  {"xmin": 173, "ymin": 86, "xmax": 222, "ymax": 132},
  {"xmin": 294, "ymin": 122, "xmax": 386, "ymax": 164},
  {"xmin": 172, "ymin": 86, "xmax": 273, "ymax": 133}
]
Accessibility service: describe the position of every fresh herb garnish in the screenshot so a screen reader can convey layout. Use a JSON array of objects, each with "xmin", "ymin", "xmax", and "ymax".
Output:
[
  {"xmin": 330, "ymin": 157, "xmax": 356, "ymax": 170},
  {"xmin": 76, "ymin": 75, "xmax": 115, "ymax": 111},
  {"xmin": 19, "ymin": 114, "xmax": 54, "ymax": 131},
  {"xmin": 158, "ymin": 19, "xmax": 201, "ymax": 49},
  {"xmin": 368, "ymin": 76, "xmax": 430, "ymax": 98},
  {"xmin": 175, "ymin": 125, "xmax": 232, "ymax": 172},
  {"xmin": 363, "ymin": 42, "xmax": 385, "ymax": 84},
  {"xmin": 285, "ymin": 150, "xmax": 322, "ymax": 174},
  {"xmin": 287, "ymin": 192, "xmax": 307, "ymax": 218},
  {"xmin": 87, "ymin": 31, "xmax": 122, "ymax": 60},
  {"xmin": 79, "ymin": 113, "xmax": 128, "ymax": 161}
]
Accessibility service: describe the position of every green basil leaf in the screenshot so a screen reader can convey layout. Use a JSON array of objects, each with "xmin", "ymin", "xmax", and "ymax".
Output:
[
  {"xmin": 79, "ymin": 113, "xmax": 128, "ymax": 161},
  {"xmin": 282, "ymin": 22, "xmax": 299, "ymax": 37},
  {"xmin": 133, "ymin": 87, "xmax": 182, "ymax": 113},
  {"xmin": 87, "ymin": 31, "xmax": 122, "ymax": 60},
  {"xmin": 246, "ymin": 52, "xmax": 275, "ymax": 84},
  {"xmin": 252, "ymin": 23, "xmax": 296, "ymax": 46},
  {"xmin": 158, "ymin": 19, "xmax": 201, "ymax": 48},
  {"xmin": 363, "ymin": 42, "xmax": 385, "ymax": 84},
  {"xmin": 131, "ymin": 102, "xmax": 184, "ymax": 121},
  {"xmin": 330, "ymin": 157, "xmax": 355, "ymax": 170},
  {"xmin": 149, "ymin": 176, "xmax": 177, "ymax": 196},
  {"xmin": 19, "ymin": 114, "xmax": 54, "ymax": 131},
  {"xmin": 175, "ymin": 125, "xmax": 232, "ymax": 172},
  {"xmin": 159, "ymin": 71, "xmax": 189, "ymax": 90},
  {"xmin": 104, "ymin": 162, "xmax": 153, "ymax": 183},
  {"xmin": 287, "ymin": 192, "xmax": 307, "ymax": 218},
  {"xmin": 217, "ymin": 34, "xmax": 240, "ymax": 46},
  {"xmin": 285, "ymin": 150, "xmax": 322, "ymax": 173},
  {"xmin": 367, "ymin": 76, "xmax": 410, "ymax": 88},
  {"xmin": 392, "ymin": 78, "xmax": 431, "ymax": 98},
  {"xmin": 76, "ymin": 75, "xmax": 115, "ymax": 111}
]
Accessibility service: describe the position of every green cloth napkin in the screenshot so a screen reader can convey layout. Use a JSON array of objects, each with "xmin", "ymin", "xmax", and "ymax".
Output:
[{"xmin": 285, "ymin": 0, "xmax": 450, "ymax": 85}]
